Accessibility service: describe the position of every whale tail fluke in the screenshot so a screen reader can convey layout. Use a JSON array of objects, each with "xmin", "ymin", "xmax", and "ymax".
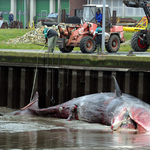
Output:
[{"xmin": 113, "ymin": 76, "xmax": 122, "ymax": 97}]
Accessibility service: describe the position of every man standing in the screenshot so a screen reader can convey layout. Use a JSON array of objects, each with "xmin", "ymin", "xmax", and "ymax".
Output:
[
  {"xmin": 9, "ymin": 11, "xmax": 14, "ymax": 25},
  {"xmin": 93, "ymin": 23, "xmax": 102, "ymax": 54},
  {"xmin": 0, "ymin": 11, "xmax": 3, "ymax": 20},
  {"xmin": 96, "ymin": 8, "xmax": 102, "ymax": 24},
  {"xmin": 43, "ymin": 28, "xmax": 58, "ymax": 53}
]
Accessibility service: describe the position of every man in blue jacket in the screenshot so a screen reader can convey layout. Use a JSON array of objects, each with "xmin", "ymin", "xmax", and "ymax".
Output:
[
  {"xmin": 43, "ymin": 28, "xmax": 58, "ymax": 53},
  {"xmin": 9, "ymin": 12, "xmax": 14, "ymax": 25},
  {"xmin": 96, "ymin": 8, "xmax": 102, "ymax": 24}
]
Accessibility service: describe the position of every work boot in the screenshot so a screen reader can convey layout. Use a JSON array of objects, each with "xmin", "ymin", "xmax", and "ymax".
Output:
[{"xmin": 51, "ymin": 49, "xmax": 54, "ymax": 52}]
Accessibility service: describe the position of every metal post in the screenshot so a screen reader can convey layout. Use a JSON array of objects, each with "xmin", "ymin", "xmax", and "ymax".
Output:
[
  {"xmin": 19, "ymin": 10, "xmax": 21, "ymax": 29},
  {"xmin": 58, "ymin": 0, "xmax": 61, "ymax": 23},
  {"xmin": 62, "ymin": 9, "xmax": 66, "ymax": 23},
  {"xmin": 27, "ymin": 0, "xmax": 30, "ymax": 26},
  {"xmin": 24, "ymin": 0, "xmax": 27, "ymax": 28},
  {"xmin": 112, "ymin": 11, "xmax": 116, "ymax": 25},
  {"xmin": 122, "ymin": 2, "xmax": 125, "ymax": 18},
  {"xmin": 101, "ymin": 0, "xmax": 106, "ymax": 54}
]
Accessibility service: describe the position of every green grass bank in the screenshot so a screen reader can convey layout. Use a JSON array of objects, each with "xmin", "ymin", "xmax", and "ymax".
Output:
[{"xmin": 0, "ymin": 28, "xmax": 137, "ymax": 52}]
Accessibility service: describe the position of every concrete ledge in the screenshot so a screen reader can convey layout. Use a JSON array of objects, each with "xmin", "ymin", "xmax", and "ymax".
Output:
[{"xmin": 0, "ymin": 51, "xmax": 150, "ymax": 70}]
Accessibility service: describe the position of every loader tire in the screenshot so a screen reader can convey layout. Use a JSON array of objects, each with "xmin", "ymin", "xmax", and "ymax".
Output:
[
  {"xmin": 131, "ymin": 32, "xmax": 149, "ymax": 52},
  {"xmin": 106, "ymin": 35, "xmax": 120, "ymax": 53},
  {"xmin": 80, "ymin": 36, "xmax": 96, "ymax": 53},
  {"xmin": 59, "ymin": 46, "xmax": 74, "ymax": 53}
]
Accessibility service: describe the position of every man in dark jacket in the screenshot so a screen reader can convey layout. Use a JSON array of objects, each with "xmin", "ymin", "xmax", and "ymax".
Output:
[
  {"xmin": 0, "ymin": 11, "xmax": 3, "ymax": 20},
  {"xmin": 9, "ymin": 12, "xmax": 14, "ymax": 25},
  {"xmin": 93, "ymin": 23, "xmax": 102, "ymax": 54},
  {"xmin": 43, "ymin": 28, "xmax": 58, "ymax": 53}
]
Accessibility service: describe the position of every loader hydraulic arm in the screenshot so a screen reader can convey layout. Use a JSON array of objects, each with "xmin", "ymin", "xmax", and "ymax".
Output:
[{"xmin": 123, "ymin": 0, "xmax": 150, "ymax": 23}]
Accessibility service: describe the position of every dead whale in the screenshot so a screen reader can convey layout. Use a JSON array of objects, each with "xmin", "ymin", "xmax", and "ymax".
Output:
[{"xmin": 10, "ymin": 77, "xmax": 150, "ymax": 132}]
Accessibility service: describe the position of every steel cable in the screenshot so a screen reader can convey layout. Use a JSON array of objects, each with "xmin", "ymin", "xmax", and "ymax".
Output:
[{"xmin": 30, "ymin": 45, "xmax": 45, "ymax": 102}]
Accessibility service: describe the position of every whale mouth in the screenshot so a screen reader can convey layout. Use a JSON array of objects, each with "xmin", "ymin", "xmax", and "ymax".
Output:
[
  {"xmin": 120, "ymin": 118, "xmax": 137, "ymax": 129},
  {"xmin": 111, "ymin": 108, "xmax": 138, "ymax": 131},
  {"xmin": 111, "ymin": 116, "xmax": 137, "ymax": 131},
  {"xmin": 111, "ymin": 107, "xmax": 149, "ymax": 132}
]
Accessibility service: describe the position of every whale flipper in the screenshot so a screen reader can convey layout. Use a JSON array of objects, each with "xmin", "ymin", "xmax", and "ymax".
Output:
[{"xmin": 21, "ymin": 91, "xmax": 39, "ymax": 111}]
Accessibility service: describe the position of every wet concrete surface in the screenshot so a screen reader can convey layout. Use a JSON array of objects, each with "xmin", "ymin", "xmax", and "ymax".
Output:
[
  {"xmin": 0, "ymin": 107, "xmax": 150, "ymax": 149},
  {"xmin": 1, "ymin": 49, "xmax": 150, "ymax": 57}
]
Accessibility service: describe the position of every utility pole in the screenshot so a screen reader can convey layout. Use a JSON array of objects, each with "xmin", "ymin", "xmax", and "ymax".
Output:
[
  {"xmin": 122, "ymin": 3, "xmax": 125, "ymax": 18},
  {"xmin": 101, "ymin": 0, "xmax": 106, "ymax": 54},
  {"xmin": 27, "ymin": 0, "xmax": 30, "ymax": 27},
  {"xmin": 24, "ymin": 0, "xmax": 27, "ymax": 28},
  {"xmin": 58, "ymin": 0, "xmax": 61, "ymax": 23}
]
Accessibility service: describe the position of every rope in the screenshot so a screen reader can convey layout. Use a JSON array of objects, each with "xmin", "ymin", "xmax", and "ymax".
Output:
[
  {"xmin": 66, "ymin": 53, "xmax": 70, "ymax": 86},
  {"xmin": 57, "ymin": 53, "xmax": 61, "ymax": 88},
  {"xmin": 30, "ymin": 45, "xmax": 45, "ymax": 102},
  {"xmin": 28, "ymin": 20, "xmax": 35, "ymax": 29},
  {"xmin": 50, "ymin": 52, "xmax": 55, "ymax": 104},
  {"xmin": 46, "ymin": 52, "xmax": 50, "ymax": 96}
]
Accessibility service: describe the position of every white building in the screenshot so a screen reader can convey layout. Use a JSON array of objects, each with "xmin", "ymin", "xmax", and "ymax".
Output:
[
  {"xmin": 90, "ymin": 0, "xmax": 145, "ymax": 18},
  {"xmin": 0, "ymin": 0, "xmax": 146, "ymax": 28}
]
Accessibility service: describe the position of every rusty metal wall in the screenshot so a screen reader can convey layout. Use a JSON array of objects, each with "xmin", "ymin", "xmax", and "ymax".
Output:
[{"xmin": 0, "ymin": 66, "xmax": 149, "ymax": 109}]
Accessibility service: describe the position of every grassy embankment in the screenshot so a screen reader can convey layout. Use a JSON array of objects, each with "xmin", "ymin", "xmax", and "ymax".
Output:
[{"xmin": 0, "ymin": 28, "xmax": 142, "ymax": 52}]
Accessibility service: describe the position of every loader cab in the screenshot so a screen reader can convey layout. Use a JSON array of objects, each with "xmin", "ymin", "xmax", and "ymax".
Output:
[{"xmin": 82, "ymin": 4, "xmax": 111, "ymax": 32}]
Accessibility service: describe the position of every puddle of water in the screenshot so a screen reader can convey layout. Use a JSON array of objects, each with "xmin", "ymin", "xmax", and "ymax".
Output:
[{"xmin": 0, "ymin": 109, "xmax": 150, "ymax": 149}]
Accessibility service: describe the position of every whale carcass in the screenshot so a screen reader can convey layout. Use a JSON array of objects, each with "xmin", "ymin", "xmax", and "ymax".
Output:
[{"xmin": 10, "ymin": 77, "xmax": 150, "ymax": 132}]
